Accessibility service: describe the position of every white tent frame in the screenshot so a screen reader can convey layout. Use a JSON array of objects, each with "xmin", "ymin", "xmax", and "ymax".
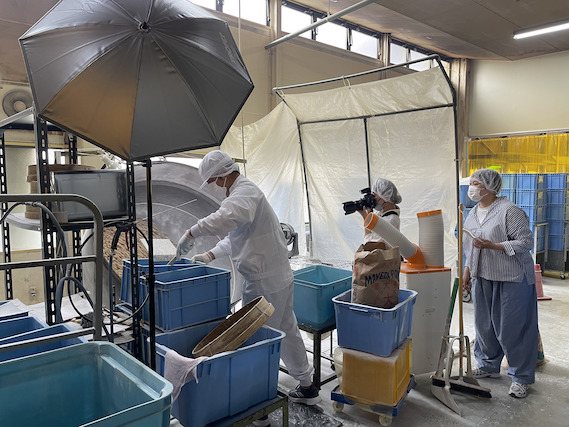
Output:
[{"xmin": 273, "ymin": 55, "xmax": 460, "ymax": 265}]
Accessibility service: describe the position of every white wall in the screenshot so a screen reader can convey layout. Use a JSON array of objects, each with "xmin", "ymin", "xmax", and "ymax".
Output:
[{"xmin": 469, "ymin": 51, "xmax": 569, "ymax": 137}]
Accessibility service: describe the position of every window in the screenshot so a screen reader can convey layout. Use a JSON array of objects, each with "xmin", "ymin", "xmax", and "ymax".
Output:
[
  {"xmin": 282, "ymin": 5, "xmax": 313, "ymax": 39},
  {"xmin": 315, "ymin": 19, "xmax": 347, "ymax": 49},
  {"xmin": 390, "ymin": 43, "xmax": 408, "ymax": 65},
  {"xmin": 350, "ymin": 30, "xmax": 378, "ymax": 58},
  {"xmin": 224, "ymin": 0, "xmax": 268, "ymax": 26},
  {"xmin": 409, "ymin": 50, "xmax": 430, "ymax": 71}
]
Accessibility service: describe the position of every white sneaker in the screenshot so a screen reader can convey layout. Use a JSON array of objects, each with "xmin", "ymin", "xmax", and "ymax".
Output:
[
  {"xmin": 509, "ymin": 382, "xmax": 528, "ymax": 398},
  {"xmin": 472, "ymin": 367, "xmax": 501, "ymax": 379}
]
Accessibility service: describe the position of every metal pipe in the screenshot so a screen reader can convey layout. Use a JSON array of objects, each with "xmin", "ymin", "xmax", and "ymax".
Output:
[
  {"xmin": 273, "ymin": 54, "xmax": 442, "ymax": 92},
  {"xmin": 265, "ymin": 0, "xmax": 377, "ymax": 50},
  {"xmin": 0, "ymin": 194, "xmax": 104, "ymax": 341},
  {"xmin": 0, "ymin": 328, "xmax": 95, "ymax": 353},
  {"xmin": 0, "ymin": 255, "xmax": 96, "ymax": 270}
]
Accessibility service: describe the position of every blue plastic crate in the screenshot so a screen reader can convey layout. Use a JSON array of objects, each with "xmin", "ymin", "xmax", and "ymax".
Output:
[
  {"xmin": 519, "ymin": 204, "xmax": 546, "ymax": 222},
  {"xmin": 500, "ymin": 173, "xmax": 517, "ymax": 190},
  {"xmin": 0, "ymin": 342, "xmax": 172, "ymax": 427},
  {"xmin": 154, "ymin": 321, "xmax": 284, "ymax": 427},
  {"xmin": 0, "ymin": 299, "xmax": 28, "ymax": 321},
  {"xmin": 546, "ymin": 173, "xmax": 569, "ymax": 189},
  {"xmin": 516, "ymin": 189, "xmax": 545, "ymax": 206},
  {"xmin": 333, "ymin": 289, "xmax": 417, "ymax": 357},
  {"xmin": 0, "ymin": 316, "xmax": 47, "ymax": 339},
  {"xmin": 459, "ymin": 185, "xmax": 476, "ymax": 208},
  {"xmin": 548, "ymin": 234, "xmax": 567, "ymax": 251},
  {"xmin": 0, "ymin": 323, "xmax": 86, "ymax": 362},
  {"xmin": 140, "ymin": 265, "xmax": 231, "ymax": 331},
  {"xmin": 516, "ymin": 173, "xmax": 545, "ymax": 190},
  {"xmin": 546, "ymin": 189, "xmax": 569, "ymax": 205},
  {"xmin": 293, "ymin": 265, "xmax": 352, "ymax": 328},
  {"xmin": 547, "ymin": 204, "xmax": 569, "ymax": 221},
  {"xmin": 499, "ymin": 188, "xmax": 516, "ymax": 201},
  {"xmin": 121, "ymin": 258, "xmax": 195, "ymax": 304}
]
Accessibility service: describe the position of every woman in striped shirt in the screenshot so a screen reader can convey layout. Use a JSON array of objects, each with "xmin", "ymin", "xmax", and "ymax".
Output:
[{"xmin": 462, "ymin": 168, "xmax": 538, "ymax": 399}]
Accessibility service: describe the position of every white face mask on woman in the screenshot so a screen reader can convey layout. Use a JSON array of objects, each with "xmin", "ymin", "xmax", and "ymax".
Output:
[{"xmin": 467, "ymin": 185, "xmax": 484, "ymax": 202}]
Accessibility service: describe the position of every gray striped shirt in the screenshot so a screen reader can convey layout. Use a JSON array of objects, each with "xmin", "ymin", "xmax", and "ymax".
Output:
[{"xmin": 463, "ymin": 196, "xmax": 535, "ymax": 284}]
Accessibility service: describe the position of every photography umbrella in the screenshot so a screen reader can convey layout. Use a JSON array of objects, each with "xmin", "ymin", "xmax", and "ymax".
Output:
[
  {"xmin": 19, "ymin": 0, "xmax": 253, "ymax": 161},
  {"xmin": 20, "ymin": 0, "xmax": 254, "ymax": 368}
]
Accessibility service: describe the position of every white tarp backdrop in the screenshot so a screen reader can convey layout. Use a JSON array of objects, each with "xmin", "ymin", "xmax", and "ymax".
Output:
[{"xmin": 223, "ymin": 66, "xmax": 458, "ymax": 269}]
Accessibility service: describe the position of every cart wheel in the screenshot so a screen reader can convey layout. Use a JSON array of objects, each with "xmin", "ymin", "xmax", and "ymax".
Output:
[
  {"xmin": 331, "ymin": 362, "xmax": 335, "ymax": 371},
  {"xmin": 332, "ymin": 401, "xmax": 344, "ymax": 412},
  {"xmin": 378, "ymin": 414, "xmax": 392, "ymax": 426},
  {"xmin": 462, "ymin": 289, "xmax": 472, "ymax": 303},
  {"xmin": 560, "ymin": 274, "xmax": 566, "ymax": 280}
]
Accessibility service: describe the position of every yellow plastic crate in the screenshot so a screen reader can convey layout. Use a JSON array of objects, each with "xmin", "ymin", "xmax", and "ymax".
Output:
[{"xmin": 338, "ymin": 338, "xmax": 412, "ymax": 407}]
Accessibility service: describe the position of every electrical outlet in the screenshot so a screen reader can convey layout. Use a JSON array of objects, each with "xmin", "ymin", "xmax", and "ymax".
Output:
[{"xmin": 29, "ymin": 286, "xmax": 37, "ymax": 299}]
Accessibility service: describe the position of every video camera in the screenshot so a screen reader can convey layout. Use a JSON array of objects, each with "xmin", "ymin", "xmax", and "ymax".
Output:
[{"xmin": 342, "ymin": 187, "xmax": 376, "ymax": 215}]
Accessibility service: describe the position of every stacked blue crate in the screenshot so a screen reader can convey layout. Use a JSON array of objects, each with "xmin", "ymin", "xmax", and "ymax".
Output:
[
  {"xmin": 515, "ymin": 174, "xmax": 546, "ymax": 253},
  {"xmin": 499, "ymin": 173, "xmax": 517, "ymax": 202},
  {"xmin": 545, "ymin": 173, "xmax": 569, "ymax": 251}
]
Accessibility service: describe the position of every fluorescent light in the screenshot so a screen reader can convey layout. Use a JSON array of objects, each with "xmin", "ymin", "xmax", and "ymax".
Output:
[{"xmin": 514, "ymin": 20, "xmax": 569, "ymax": 39}]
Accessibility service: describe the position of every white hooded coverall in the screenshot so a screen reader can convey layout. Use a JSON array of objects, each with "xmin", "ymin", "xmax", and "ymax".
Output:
[{"xmin": 189, "ymin": 174, "xmax": 313, "ymax": 385}]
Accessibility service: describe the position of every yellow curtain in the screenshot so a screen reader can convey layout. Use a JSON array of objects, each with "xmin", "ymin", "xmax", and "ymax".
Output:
[{"xmin": 468, "ymin": 133, "xmax": 569, "ymax": 175}]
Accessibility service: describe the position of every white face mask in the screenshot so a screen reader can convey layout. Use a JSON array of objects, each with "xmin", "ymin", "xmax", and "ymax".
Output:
[
  {"xmin": 206, "ymin": 178, "xmax": 228, "ymax": 200},
  {"xmin": 467, "ymin": 185, "xmax": 484, "ymax": 202}
]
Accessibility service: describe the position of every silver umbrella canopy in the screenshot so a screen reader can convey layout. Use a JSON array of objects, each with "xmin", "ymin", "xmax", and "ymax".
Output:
[
  {"xmin": 19, "ymin": 0, "xmax": 253, "ymax": 161},
  {"xmin": 19, "ymin": 0, "xmax": 253, "ymax": 370}
]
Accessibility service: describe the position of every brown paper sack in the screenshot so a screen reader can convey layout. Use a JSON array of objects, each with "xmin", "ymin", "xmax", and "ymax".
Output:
[{"xmin": 351, "ymin": 241, "xmax": 400, "ymax": 309}]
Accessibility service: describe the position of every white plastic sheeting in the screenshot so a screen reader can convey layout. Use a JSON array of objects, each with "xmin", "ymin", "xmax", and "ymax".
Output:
[{"xmin": 223, "ymin": 66, "xmax": 458, "ymax": 268}]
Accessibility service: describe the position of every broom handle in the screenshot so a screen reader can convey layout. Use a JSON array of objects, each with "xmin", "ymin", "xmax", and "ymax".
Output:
[{"xmin": 458, "ymin": 203, "xmax": 465, "ymax": 375}]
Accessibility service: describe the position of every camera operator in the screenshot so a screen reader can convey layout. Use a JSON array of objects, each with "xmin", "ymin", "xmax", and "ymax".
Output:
[{"xmin": 358, "ymin": 177, "xmax": 402, "ymax": 245}]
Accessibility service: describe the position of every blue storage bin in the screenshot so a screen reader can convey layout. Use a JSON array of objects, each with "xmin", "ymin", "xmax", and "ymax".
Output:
[
  {"xmin": 0, "ymin": 316, "xmax": 47, "ymax": 339},
  {"xmin": 121, "ymin": 258, "xmax": 195, "ymax": 303},
  {"xmin": 547, "ymin": 204, "xmax": 569, "ymax": 221},
  {"xmin": 293, "ymin": 265, "xmax": 352, "ymax": 328},
  {"xmin": 0, "ymin": 323, "xmax": 86, "ymax": 362},
  {"xmin": 548, "ymin": 234, "xmax": 566, "ymax": 251},
  {"xmin": 459, "ymin": 185, "xmax": 475, "ymax": 208},
  {"xmin": 519, "ymin": 204, "xmax": 545, "ymax": 222},
  {"xmin": 501, "ymin": 173, "xmax": 517, "ymax": 190},
  {"xmin": 0, "ymin": 299, "xmax": 28, "ymax": 321},
  {"xmin": 140, "ymin": 265, "xmax": 231, "ymax": 331},
  {"xmin": 333, "ymin": 289, "xmax": 417, "ymax": 357},
  {"xmin": 546, "ymin": 173, "xmax": 569, "ymax": 189},
  {"xmin": 499, "ymin": 188, "xmax": 516, "ymax": 201},
  {"xmin": 0, "ymin": 342, "xmax": 172, "ymax": 427},
  {"xmin": 546, "ymin": 189, "xmax": 569, "ymax": 205},
  {"xmin": 516, "ymin": 189, "xmax": 545, "ymax": 206},
  {"xmin": 154, "ymin": 321, "xmax": 284, "ymax": 427},
  {"xmin": 516, "ymin": 173, "xmax": 545, "ymax": 190}
]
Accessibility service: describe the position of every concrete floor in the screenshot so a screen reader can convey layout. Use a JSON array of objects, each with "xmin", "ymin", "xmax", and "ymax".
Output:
[{"xmin": 266, "ymin": 274, "xmax": 569, "ymax": 427}]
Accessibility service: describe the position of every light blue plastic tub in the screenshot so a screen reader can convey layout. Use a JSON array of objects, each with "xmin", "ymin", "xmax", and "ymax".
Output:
[
  {"xmin": 0, "ymin": 315, "xmax": 47, "ymax": 339},
  {"xmin": 154, "ymin": 321, "xmax": 284, "ymax": 426},
  {"xmin": 293, "ymin": 265, "xmax": 352, "ymax": 328},
  {"xmin": 0, "ymin": 322, "xmax": 86, "ymax": 362},
  {"xmin": 0, "ymin": 342, "xmax": 173, "ymax": 426},
  {"xmin": 333, "ymin": 289, "xmax": 418, "ymax": 357}
]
